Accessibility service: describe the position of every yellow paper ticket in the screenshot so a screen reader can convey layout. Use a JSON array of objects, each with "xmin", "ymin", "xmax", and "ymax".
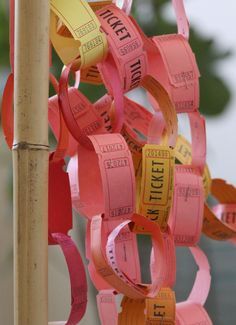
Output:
[
  {"xmin": 50, "ymin": 0, "xmax": 108, "ymax": 70},
  {"xmin": 80, "ymin": 1, "xmax": 112, "ymax": 84},
  {"xmin": 137, "ymin": 144, "xmax": 175, "ymax": 232},
  {"xmin": 174, "ymin": 135, "xmax": 211, "ymax": 197}
]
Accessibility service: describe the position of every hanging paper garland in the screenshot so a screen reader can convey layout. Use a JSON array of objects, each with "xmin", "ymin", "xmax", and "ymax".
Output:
[{"xmin": 1, "ymin": 0, "xmax": 235, "ymax": 324}]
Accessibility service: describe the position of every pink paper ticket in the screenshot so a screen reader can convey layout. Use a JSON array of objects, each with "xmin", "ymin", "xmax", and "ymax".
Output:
[
  {"xmin": 90, "ymin": 213, "xmax": 166, "ymax": 299},
  {"xmin": 97, "ymin": 4, "xmax": 148, "ymax": 93},
  {"xmin": 151, "ymin": 33, "xmax": 200, "ymax": 114},
  {"xmin": 97, "ymin": 290, "xmax": 118, "ymax": 325},
  {"xmin": 105, "ymin": 215, "xmax": 165, "ymax": 298},
  {"xmin": 49, "ymin": 90, "xmax": 113, "ymax": 157},
  {"xmin": 51, "ymin": 233, "xmax": 87, "ymax": 325},
  {"xmin": 86, "ymin": 218, "xmax": 141, "ymax": 292},
  {"xmin": 59, "ymin": 66, "xmax": 109, "ymax": 147},
  {"xmin": 68, "ymin": 134, "xmax": 143, "ymax": 299},
  {"xmin": 48, "ymin": 93, "xmax": 78, "ymax": 157},
  {"xmin": 176, "ymin": 302, "xmax": 212, "ymax": 325},
  {"xmin": 74, "ymin": 133, "xmax": 135, "ymax": 220},
  {"xmin": 172, "ymin": 0, "xmax": 190, "ymax": 40},
  {"xmin": 150, "ymin": 226, "xmax": 176, "ymax": 288},
  {"xmin": 188, "ymin": 112, "xmax": 206, "ymax": 174},
  {"xmin": 169, "ymin": 165, "xmax": 204, "ymax": 246}
]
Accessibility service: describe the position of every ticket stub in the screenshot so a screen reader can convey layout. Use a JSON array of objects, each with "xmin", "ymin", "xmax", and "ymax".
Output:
[
  {"xmin": 75, "ymin": 133, "xmax": 135, "ymax": 220},
  {"xmin": 203, "ymin": 179, "xmax": 236, "ymax": 241},
  {"xmin": 97, "ymin": 4, "xmax": 147, "ymax": 92},
  {"xmin": 96, "ymin": 137, "xmax": 135, "ymax": 220},
  {"xmin": 94, "ymin": 94, "xmax": 113, "ymax": 133},
  {"xmin": 91, "ymin": 215, "xmax": 153, "ymax": 299},
  {"xmin": 59, "ymin": 77, "xmax": 107, "ymax": 146},
  {"xmin": 97, "ymin": 290, "xmax": 118, "ymax": 325},
  {"xmin": 66, "ymin": 87, "xmax": 103, "ymax": 136},
  {"xmin": 169, "ymin": 165, "xmax": 204, "ymax": 246},
  {"xmin": 152, "ymin": 34, "xmax": 200, "ymax": 113},
  {"xmin": 49, "ymin": 90, "xmax": 113, "ymax": 156},
  {"xmin": 103, "ymin": 219, "xmax": 141, "ymax": 284},
  {"xmin": 138, "ymin": 145, "xmax": 175, "ymax": 232},
  {"xmin": 105, "ymin": 215, "xmax": 166, "ymax": 298},
  {"xmin": 50, "ymin": 0, "xmax": 108, "ymax": 69}
]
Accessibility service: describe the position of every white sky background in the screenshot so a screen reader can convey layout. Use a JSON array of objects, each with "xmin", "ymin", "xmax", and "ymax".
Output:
[{"xmin": 166, "ymin": 0, "xmax": 236, "ymax": 183}]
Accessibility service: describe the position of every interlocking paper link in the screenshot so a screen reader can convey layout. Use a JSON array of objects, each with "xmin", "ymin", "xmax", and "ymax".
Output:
[
  {"xmin": 138, "ymin": 145, "xmax": 175, "ymax": 232},
  {"xmin": 2, "ymin": 0, "xmax": 235, "ymax": 324},
  {"xmin": 50, "ymin": 0, "xmax": 108, "ymax": 69}
]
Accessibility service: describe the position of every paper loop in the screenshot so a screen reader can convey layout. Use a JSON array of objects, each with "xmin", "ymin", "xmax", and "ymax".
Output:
[
  {"xmin": 51, "ymin": 233, "xmax": 88, "ymax": 325},
  {"xmin": 203, "ymin": 179, "xmax": 236, "ymax": 240}
]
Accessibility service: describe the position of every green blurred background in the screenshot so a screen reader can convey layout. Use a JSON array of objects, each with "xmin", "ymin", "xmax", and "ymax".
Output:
[{"xmin": 0, "ymin": 0, "xmax": 236, "ymax": 324}]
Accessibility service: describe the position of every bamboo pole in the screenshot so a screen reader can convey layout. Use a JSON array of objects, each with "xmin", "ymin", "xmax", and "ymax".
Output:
[{"xmin": 13, "ymin": 1, "xmax": 50, "ymax": 325}]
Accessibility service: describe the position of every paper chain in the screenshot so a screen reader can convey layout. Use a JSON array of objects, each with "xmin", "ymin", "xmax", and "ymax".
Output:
[{"xmin": 1, "ymin": 0, "xmax": 236, "ymax": 324}]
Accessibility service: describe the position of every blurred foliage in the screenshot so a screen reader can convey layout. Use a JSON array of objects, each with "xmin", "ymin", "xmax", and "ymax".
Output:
[
  {"xmin": 0, "ymin": 0, "xmax": 232, "ymax": 116},
  {"xmin": 0, "ymin": 2, "xmax": 9, "ymax": 68}
]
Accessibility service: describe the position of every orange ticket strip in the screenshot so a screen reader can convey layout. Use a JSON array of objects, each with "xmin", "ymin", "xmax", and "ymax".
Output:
[
  {"xmin": 118, "ymin": 288, "xmax": 176, "ymax": 325},
  {"xmin": 212, "ymin": 203, "xmax": 236, "ymax": 245},
  {"xmin": 203, "ymin": 179, "xmax": 236, "ymax": 240}
]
